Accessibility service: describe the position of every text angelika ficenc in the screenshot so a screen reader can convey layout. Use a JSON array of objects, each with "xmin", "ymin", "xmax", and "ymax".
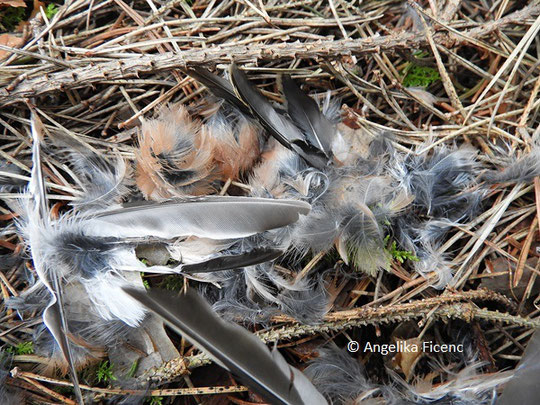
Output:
[{"xmin": 363, "ymin": 341, "xmax": 464, "ymax": 356}]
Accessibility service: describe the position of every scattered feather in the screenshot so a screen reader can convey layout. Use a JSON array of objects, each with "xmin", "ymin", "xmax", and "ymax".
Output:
[{"xmin": 123, "ymin": 287, "xmax": 327, "ymax": 405}]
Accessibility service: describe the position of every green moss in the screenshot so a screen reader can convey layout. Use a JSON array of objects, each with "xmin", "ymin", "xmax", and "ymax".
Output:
[
  {"xmin": 402, "ymin": 52, "xmax": 440, "ymax": 88},
  {"xmin": 403, "ymin": 65, "xmax": 440, "ymax": 88}
]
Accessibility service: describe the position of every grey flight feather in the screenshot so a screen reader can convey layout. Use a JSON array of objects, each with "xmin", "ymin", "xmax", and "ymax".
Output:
[
  {"xmin": 229, "ymin": 64, "xmax": 327, "ymax": 169},
  {"xmin": 180, "ymin": 248, "xmax": 284, "ymax": 273},
  {"xmin": 85, "ymin": 196, "xmax": 311, "ymax": 240},
  {"xmin": 123, "ymin": 287, "xmax": 327, "ymax": 405},
  {"xmin": 496, "ymin": 328, "xmax": 540, "ymax": 405},
  {"xmin": 27, "ymin": 111, "xmax": 84, "ymax": 404},
  {"xmin": 185, "ymin": 67, "xmax": 252, "ymax": 115},
  {"xmin": 280, "ymin": 74, "xmax": 334, "ymax": 156}
]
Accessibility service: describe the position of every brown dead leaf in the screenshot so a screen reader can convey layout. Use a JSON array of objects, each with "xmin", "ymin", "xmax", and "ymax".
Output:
[
  {"xmin": 392, "ymin": 338, "xmax": 423, "ymax": 381},
  {"xmin": 0, "ymin": 0, "xmax": 26, "ymax": 7},
  {"xmin": 0, "ymin": 33, "xmax": 24, "ymax": 59}
]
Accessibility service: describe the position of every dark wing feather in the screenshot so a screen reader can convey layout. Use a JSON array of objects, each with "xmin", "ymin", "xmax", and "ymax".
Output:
[
  {"xmin": 497, "ymin": 329, "xmax": 540, "ymax": 405},
  {"xmin": 180, "ymin": 248, "xmax": 283, "ymax": 273},
  {"xmin": 281, "ymin": 74, "xmax": 334, "ymax": 156},
  {"xmin": 123, "ymin": 287, "xmax": 327, "ymax": 405},
  {"xmin": 185, "ymin": 67, "xmax": 252, "ymax": 115},
  {"xmin": 229, "ymin": 64, "xmax": 328, "ymax": 169}
]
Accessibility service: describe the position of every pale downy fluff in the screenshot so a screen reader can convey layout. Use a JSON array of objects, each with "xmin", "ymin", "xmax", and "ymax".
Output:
[
  {"xmin": 196, "ymin": 229, "xmax": 329, "ymax": 324},
  {"xmin": 17, "ymin": 213, "xmax": 151, "ymax": 326},
  {"xmin": 392, "ymin": 144, "xmax": 540, "ymax": 288},
  {"xmin": 482, "ymin": 146, "xmax": 540, "ymax": 184},
  {"xmin": 67, "ymin": 149, "xmax": 131, "ymax": 210},
  {"xmin": 394, "ymin": 146, "xmax": 482, "ymax": 219},
  {"xmin": 290, "ymin": 142, "xmax": 412, "ymax": 276},
  {"xmin": 395, "ymin": 364, "xmax": 512, "ymax": 405},
  {"xmin": 203, "ymin": 107, "xmax": 261, "ymax": 181},
  {"xmin": 305, "ymin": 347, "xmax": 388, "ymax": 403},
  {"xmin": 305, "ymin": 346, "xmax": 512, "ymax": 405},
  {"xmin": 276, "ymin": 275, "xmax": 329, "ymax": 324},
  {"xmin": 388, "ymin": 145, "xmax": 484, "ymax": 287},
  {"xmin": 44, "ymin": 131, "xmax": 133, "ymax": 211}
]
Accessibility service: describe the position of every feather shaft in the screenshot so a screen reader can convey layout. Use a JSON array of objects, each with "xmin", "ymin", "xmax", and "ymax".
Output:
[{"xmin": 123, "ymin": 287, "xmax": 327, "ymax": 405}]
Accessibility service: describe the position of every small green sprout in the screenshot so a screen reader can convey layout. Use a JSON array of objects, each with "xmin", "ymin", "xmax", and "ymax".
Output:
[
  {"xmin": 7, "ymin": 341, "xmax": 34, "ymax": 355},
  {"xmin": 96, "ymin": 360, "xmax": 117, "ymax": 384},
  {"xmin": 127, "ymin": 359, "xmax": 140, "ymax": 378},
  {"xmin": 146, "ymin": 396, "xmax": 164, "ymax": 405},
  {"xmin": 44, "ymin": 3, "xmax": 59, "ymax": 19},
  {"xmin": 384, "ymin": 236, "xmax": 419, "ymax": 264}
]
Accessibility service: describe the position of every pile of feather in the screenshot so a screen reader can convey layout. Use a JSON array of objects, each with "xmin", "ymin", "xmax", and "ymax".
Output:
[{"xmin": 1, "ymin": 64, "xmax": 540, "ymax": 405}]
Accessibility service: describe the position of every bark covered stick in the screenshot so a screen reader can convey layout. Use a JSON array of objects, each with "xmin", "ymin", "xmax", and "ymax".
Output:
[{"xmin": 1, "ymin": 3, "xmax": 538, "ymax": 106}]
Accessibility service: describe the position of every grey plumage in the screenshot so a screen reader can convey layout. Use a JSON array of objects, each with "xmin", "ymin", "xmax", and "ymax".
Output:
[
  {"xmin": 206, "ymin": 271, "xmax": 279, "ymax": 324},
  {"xmin": 483, "ymin": 147, "xmax": 540, "ymax": 184},
  {"xmin": 15, "ymin": 112, "xmax": 312, "ymax": 388},
  {"xmin": 397, "ymin": 146, "xmax": 482, "ymax": 219},
  {"xmin": 123, "ymin": 287, "xmax": 327, "ymax": 405},
  {"xmin": 69, "ymin": 151, "xmax": 130, "ymax": 210},
  {"xmin": 277, "ymin": 278, "xmax": 329, "ymax": 324},
  {"xmin": 180, "ymin": 247, "xmax": 283, "ymax": 273},
  {"xmin": 280, "ymin": 74, "xmax": 334, "ymax": 156},
  {"xmin": 306, "ymin": 346, "xmax": 512, "ymax": 405},
  {"xmin": 496, "ymin": 328, "xmax": 540, "ymax": 405},
  {"xmin": 23, "ymin": 110, "xmax": 84, "ymax": 403},
  {"xmin": 87, "ymin": 196, "xmax": 311, "ymax": 240},
  {"xmin": 18, "ymin": 197, "xmax": 311, "ymax": 326},
  {"xmin": 185, "ymin": 66, "xmax": 252, "ymax": 115},
  {"xmin": 229, "ymin": 64, "xmax": 329, "ymax": 169}
]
